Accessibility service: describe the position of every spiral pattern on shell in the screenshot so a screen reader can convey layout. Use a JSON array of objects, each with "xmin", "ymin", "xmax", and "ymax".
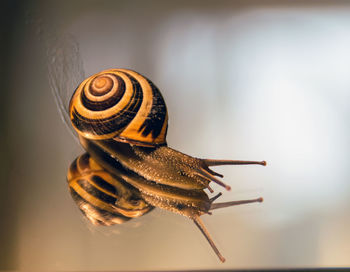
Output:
[{"xmin": 69, "ymin": 69, "xmax": 168, "ymax": 147}]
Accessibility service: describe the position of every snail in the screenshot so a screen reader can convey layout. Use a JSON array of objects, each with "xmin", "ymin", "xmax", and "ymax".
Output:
[{"xmin": 67, "ymin": 68, "xmax": 266, "ymax": 262}]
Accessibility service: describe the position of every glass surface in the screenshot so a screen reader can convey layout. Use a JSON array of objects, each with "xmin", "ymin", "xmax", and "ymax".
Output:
[{"xmin": 1, "ymin": 0, "xmax": 350, "ymax": 271}]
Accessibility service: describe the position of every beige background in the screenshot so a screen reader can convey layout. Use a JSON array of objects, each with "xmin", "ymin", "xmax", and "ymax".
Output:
[{"xmin": 1, "ymin": 0, "xmax": 350, "ymax": 271}]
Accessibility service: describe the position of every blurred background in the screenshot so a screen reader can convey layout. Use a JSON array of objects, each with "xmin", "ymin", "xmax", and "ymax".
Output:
[{"xmin": 1, "ymin": 0, "xmax": 350, "ymax": 271}]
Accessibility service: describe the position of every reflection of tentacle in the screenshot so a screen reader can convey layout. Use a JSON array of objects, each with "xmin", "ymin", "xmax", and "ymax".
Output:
[
  {"xmin": 209, "ymin": 192, "xmax": 222, "ymax": 203},
  {"xmin": 210, "ymin": 197, "xmax": 263, "ymax": 211},
  {"xmin": 193, "ymin": 217, "xmax": 226, "ymax": 263}
]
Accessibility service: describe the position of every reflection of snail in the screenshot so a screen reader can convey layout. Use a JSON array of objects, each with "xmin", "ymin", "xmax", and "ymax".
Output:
[{"xmin": 67, "ymin": 68, "xmax": 266, "ymax": 262}]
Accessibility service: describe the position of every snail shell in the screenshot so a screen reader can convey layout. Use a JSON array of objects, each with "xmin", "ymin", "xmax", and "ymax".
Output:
[{"xmin": 69, "ymin": 69, "xmax": 168, "ymax": 147}]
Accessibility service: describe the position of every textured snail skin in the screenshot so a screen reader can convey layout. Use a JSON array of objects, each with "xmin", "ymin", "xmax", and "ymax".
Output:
[
  {"xmin": 78, "ymin": 136, "xmax": 212, "ymax": 219},
  {"xmin": 90, "ymin": 138, "xmax": 224, "ymax": 191},
  {"xmin": 67, "ymin": 68, "xmax": 265, "ymax": 262}
]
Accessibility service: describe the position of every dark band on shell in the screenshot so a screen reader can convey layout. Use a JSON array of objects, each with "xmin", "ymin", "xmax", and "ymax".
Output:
[
  {"xmin": 69, "ymin": 69, "xmax": 168, "ymax": 146},
  {"xmin": 80, "ymin": 74, "xmax": 126, "ymax": 111}
]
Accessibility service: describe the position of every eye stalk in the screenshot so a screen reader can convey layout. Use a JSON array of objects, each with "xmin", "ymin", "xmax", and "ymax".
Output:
[{"xmin": 202, "ymin": 159, "xmax": 267, "ymax": 191}]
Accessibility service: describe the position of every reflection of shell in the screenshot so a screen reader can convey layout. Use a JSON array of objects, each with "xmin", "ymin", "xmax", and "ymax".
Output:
[
  {"xmin": 67, "ymin": 153, "xmax": 153, "ymax": 226},
  {"xmin": 69, "ymin": 69, "xmax": 168, "ymax": 147}
]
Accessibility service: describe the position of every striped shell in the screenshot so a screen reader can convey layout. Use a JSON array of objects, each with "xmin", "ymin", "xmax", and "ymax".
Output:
[
  {"xmin": 68, "ymin": 153, "xmax": 153, "ymax": 226},
  {"xmin": 69, "ymin": 69, "xmax": 168, "ymax": 147}
]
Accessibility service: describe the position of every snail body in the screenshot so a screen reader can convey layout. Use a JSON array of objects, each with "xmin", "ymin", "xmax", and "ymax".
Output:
[{"xmin": 67, "ymin": 68, "xmax": 266, "ymax": 262}]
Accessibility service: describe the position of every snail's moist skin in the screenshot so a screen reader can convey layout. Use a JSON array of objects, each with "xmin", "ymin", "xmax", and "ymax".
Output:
[
  {"xmin": 79, "ymin": 136, "xmax": 212, "ymax": 218},
  {"xmin": 93, "ymin": 138, "xmax": 220, "ymax": 191}
]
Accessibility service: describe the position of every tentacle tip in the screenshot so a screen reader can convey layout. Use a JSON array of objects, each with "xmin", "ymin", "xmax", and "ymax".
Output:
[
  {"xmin": 261, "ymin": 161, "xmax": 267, "ymax": 166},
  {"xmin": 220, "ymin": 256, "xmax": 226, "ymax": 263},
  {"xmin": 258, "ymin": 197, "xmax": 264, "ymax": 203},
  {"xmin": 226, "ymin": 185, "xmax": 231, "ymax": 191}
]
